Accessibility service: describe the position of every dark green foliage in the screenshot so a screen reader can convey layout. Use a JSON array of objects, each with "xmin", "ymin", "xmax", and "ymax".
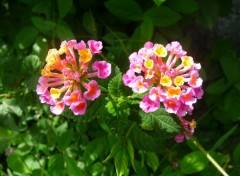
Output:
[{"xmin": 0, "ymin": 0, "xmax": 239, "ymax": 175}]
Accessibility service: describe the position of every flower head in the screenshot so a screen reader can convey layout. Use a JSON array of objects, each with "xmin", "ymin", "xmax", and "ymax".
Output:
[
  {"xmin": 36, "ymin": 40, "xmax": 111, "ymax": 115},
  {"xmin": 123, "ymin": 41, "xmax": 203, "ymax": 116}
]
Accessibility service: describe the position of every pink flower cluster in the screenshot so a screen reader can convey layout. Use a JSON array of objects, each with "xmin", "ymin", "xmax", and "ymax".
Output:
[
  {"xmin": 123, "ymin": 41, "xmax": 203, "ymax": 115},
  {"xmin": 36, "ymin": 40, "xmax": 111, "ymax": 115},
  {"xmin": 123, "ymin": 41, "xmax": 203, "ymax": 141}
]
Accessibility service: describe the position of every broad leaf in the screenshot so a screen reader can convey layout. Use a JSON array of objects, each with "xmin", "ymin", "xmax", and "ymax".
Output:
[
  {"xmin": 48, "ymin": 154, "xmax": 65, "ymax": 176},
  {"xmin": 167, "ymin": 0, "xmax": 199, "ymax": 13},
  {"xmin": 144, "ymin": 6, "xmax": 181, "ymax": 27},
  {"xmin": 14, "ymin": 26, "xmax": 39, "ymax": 50},
  {"xmin": 83, "ymin": 11, "xmax": 97, "ymax": 37},
  {"xmin": 7, "ymin": 154, "xmax": 31, "ymax": 174},
  {"xmin": 65, "ymin": 156, "xmax": 83, "ymax": 176},
  {"xmin": 140, "ymin": 16, "xmax": 153, "ymax": 41},
  {"xmin": 114, "ymin": 142, "xmax": 129, "ymax": 176},
  {"xmin": 57, "ymin": 0, "xmax": 73, "ymax": 18},
  {"xmin": 56, "ymin": 130, "xmax": 74, "ymax": 150},
  {"xmin": 127, "ymin": 139, "xmax": 136, "ymax": 172},
  {"xmin": 139, "ymin": 108, "xmax": 180, "ymax": 133},
  {"xmin": 105, "ymin": 0, "xmax": 143, "ymax": 21},
  {"xmin": 206, "ymin": 78, "xmax": 230, "ymax": 94},
  {"xmin": 22, "ymin": 55, "xmax": 41, "ymax": 75},
  {"xmin": 233, "ymin": 144, "xmax": 240, "ymax": 164},
  {"xmin": 56, "ymin": 22, "xmax": 74, "ymax": 40},
  {"xmin": 32, "ymin": 17, "xmax": 56, "ymax": 32},
  {"xmin": 180, "ymin": 151, "xmax": 208, "ymax": 174},
  {"xmin": 146, "ymin": 152, "xmax": 159, "ymax": 172},
  {"xmin": 153, "ymin": 0, "xmax": 166, "ymax": 6}
]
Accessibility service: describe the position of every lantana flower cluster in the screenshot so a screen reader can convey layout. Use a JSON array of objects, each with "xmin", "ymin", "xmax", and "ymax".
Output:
[
  {"xmin": 123, "ymin": 41, "xmax": 203, "ymax": 142},
  {"xmin": 36, "ymin": 40, "xmax": 111, "ymax": 115}
]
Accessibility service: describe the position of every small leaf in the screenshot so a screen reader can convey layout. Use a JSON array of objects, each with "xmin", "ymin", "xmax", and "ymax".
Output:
[
  {"xmin": 139, "ymin": 108, "xmax": 180, "ymax": 133},
  {"xmin": 206, "ymin": 78, "xmax": 230, "ymax": 94},
  {"xmin": 233, "ymin": 144, "xmax": 240, "ymax": 164},
  {"xmin": 56, "ymin": 130, "xmax": 74, "ymax": 150},
  {"xmin": 153, "ymin": 0, "xmax": 166, "ymax": 6},
  {"xmin": 167, "ymin": 0, "xmax": 199, "ymax": 13},
  {"xmin": 127, "ymin": 139, "xmax": 136, "ymax": 172},
  {"xmin": 48, "ymin": 154, "xmax": 65, "ymax": 176},
  {"xmin": 57, "ymin": 0, "xmax": 73, "ymax": 18},
  {"xmin": 32, "ymin": 17, "xmax": 56, "ymax": 32},
  {"xmin": 65, "ymin": 156, "xmax": 83, "ymax": 176},
  {"xmin": 83, "ymin": 11, "xmax": 97, "ymax": 37},
  {"xmin": 144, "ymin": 6, "xmax": 181, "ymax": 27},
  {"xmin": 56, "ymin": 22, "xmax": 74, "ymax": 40},
  {"xmin": 14, "ymin": 26, "xmax": 39, "ymax": 50},
  {"xmin": 108, "ymin": 73, "xmax": 123, "ymax": 97},
  {"xmin": 180, "ymin": 151, "xmax": 208, "ymax": 174},
  {"xmin": 22, "ymin": 55, "xmax": 41, "ymax": 75},
  {"xmin": 7, "ymin": 154, "xmax": 31, "ymax": 174},
  {"xmin": 105, "ymin": 0, "xmax": 143, "ymax": 21},
  {"xmin": 220, "ymin": 50, "xmax": 240, "ymax": 84},
  {"xmin": 146, "ymin": 152, "xmax": 159, "ymax": 172},
  {"xmin": 224, "ymin": 88, "xmax": 240, "ymax": 120},
  {"xmin": 140, "ymin": 16, "xmax": 154, "ymax": 41},
  {"xmin": 2, "ymin": 98, "xmax": 22, "ymax": 116}
]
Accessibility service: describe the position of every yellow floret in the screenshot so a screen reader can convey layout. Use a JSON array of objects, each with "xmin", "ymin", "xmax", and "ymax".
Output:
[
  {"xmin": 160, "ymin": 75, "xmax": 172, "ymax": 87},
  {"xmin": 154, "ymin": 45, "xmax": 167, "ymax": 57},
  {"xmin": 174, "ymin": 76, "xmax": 185, "ymax": 86}
]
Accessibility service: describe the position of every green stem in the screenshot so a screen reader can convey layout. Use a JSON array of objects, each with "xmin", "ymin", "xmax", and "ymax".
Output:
[
  {"xmin": 125, "ymin": 122, "xmax": 136, "ymax": 140},
  {"xmin": 188, "ymin": 134, "xmax": 229, "ymax": 176}
]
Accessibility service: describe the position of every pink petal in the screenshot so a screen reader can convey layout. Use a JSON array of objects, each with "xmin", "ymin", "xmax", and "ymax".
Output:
[
  {"xmin": 140, "ymin": 95, "xmax": 160, "ymax": 112},
  {"xmin": 83, "ymin": 80, "xmax": 101, "ymax": 101},
  {"xmin": 70, "ymin": 99, "xmax": 87, "ymax": 115},
  {"xmin": 50, "ymin": 101, "xmax": 65, "ymax": 115},
  {"xmin": 92, "ymin": 61, "xmax": 111, "ymax": 79},
  {"xmin": 87, "ymin": 40, "xmax": 103, "ymax": 54}
]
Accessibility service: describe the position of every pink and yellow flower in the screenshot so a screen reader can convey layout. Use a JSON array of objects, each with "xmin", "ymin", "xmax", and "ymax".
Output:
[
  {"xmin": 122, "ymin": 41, "xmax": 203, "ymax": 116},
  {"xmin": 36, "ymin": 39, "xmax": 111, "ymax": 115}
]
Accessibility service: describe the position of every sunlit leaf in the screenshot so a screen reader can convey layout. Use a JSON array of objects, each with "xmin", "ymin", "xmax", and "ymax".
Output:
[
  {"xmin": 14, "ymin": 27, "xmax": 39, "ymax": 50},
  {"xmin": 180, "ymin": 151, "xmax": 208, "ymax": 174},
  {"xmin": 139, "ymin": 108, "xmax": 180, "ymax": 133}
]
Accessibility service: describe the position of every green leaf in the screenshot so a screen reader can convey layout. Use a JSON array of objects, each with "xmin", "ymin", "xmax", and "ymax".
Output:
[
  {"xmin": 139, "ymin": 108, "xmax": 180, "ymax": 133},
  {"xmin": 206, "ymin": 78, "xmax": 230, "ymax": 94},
  {"xmin": 48, "ymin": 154, "xmax": 65, "ymax": 176},
  {"xmin": 140, "ymin": 16, "xmax": 154, "ymax": 41},
  {"xmin": 83, "ymin": 136, "xmax": 106, "ymax": 165},
  {"xmin": 153, "ymin": 0, "xmax": 166, "ymax": 6},
  {"xmin": 144, "ymin": 6, "xmax": 181, "ymax": 27},
  {"xmin": 14, "ymin": 26, "xmax": 39, "ymax": 50},
  {"xmin": 146, "ymin": 152, "xmax": 159, "ymax": 172},
  {"xmin": 91, "ymin": 162, "xmax": 105, "ymax": 176},
  {"xmin": 58, "ymin": 0, "xmax": 73, "ymax": 18},
  {"xmin": 2, "ymin": 98, "xmax": 22, "ymax": 116},
  {"xmin": 105, "ymin": 0, "xmax": 143, "ymax": 21},
  {"xmin": 32, "ymin": 37, "xmax": 48, "ymax": 59},
  {"xmin": 83, "ymin": 11, "xmax": 97, "ymax": 37},
  {"xmin": 198, "ymin": 0, "xmax": 219, "ymax": 29},
  {"xmin": 211, "ymin": 124, "xmax": 238, "ymax": 151},
  {"xmin": 56, "ymin": 22, "xmax": 74, "ymax": 40},
  {"xmin": 7, "ymin": 154, "xmax": 31, "ymax": 174},
  {"xmin": 57, "ymin": 130, "xmax": 74, "ymax": 150},
  {"xmin": 180, "ymin": 151, "xmax": 208, "ymax": 174},
  {"xmin": 22, "ymin": 55, "xmax": 41, "ymax": 75},
  {"xmin": 220, "ymin": 50, "xmax": 240, "ymax": 84},
  {"xmin": 233, "ymin": 144, "xmax": 240, "ymax": 164},
  {"xmin": 224, "ymin": 88, "xmax": 240, "ymax": 120},
  {"xmin": 167, "ymin": 0, "xmax": 199, "ymax": 13},
  {"xmin": 114, "ymin": 142, "xmax": 129, "ymax": 176},
  {"xmin": 108, "ymin": 73, "xmax": 123, "ymax": 97},
  {"xmin": 32, "ymin": 17, "xmax": 56, "ymax": 32},
  {"xmin": 65, "ymin": 156, "xmax": 83, "ymax": 176},
  {"xmin": 127, "ymin": 139, "xmax": 136, "ymax": 172}
]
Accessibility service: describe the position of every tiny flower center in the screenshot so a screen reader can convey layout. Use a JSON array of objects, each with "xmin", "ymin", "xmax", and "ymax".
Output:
[
  {"xmin": 154, "ymin": 46, "xmax": 167, "ymax": 57},
  {"xmin": 181, "ymin": 56, "xmax": 193, "ymax": 67},
  {"xmin": 174, "ymin": 76, "xmax": 185, "ymax": 86},
  {"xmin": 50, "ymin": 88, "xmax": 61, "ymax": 99},
  {"xmin": 160, "ymin": 75, "xmax": 172, "ymax": 87},
  {"xmin": 144, "ymin": 58, "xmax": 154, "ymax": 69}
]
